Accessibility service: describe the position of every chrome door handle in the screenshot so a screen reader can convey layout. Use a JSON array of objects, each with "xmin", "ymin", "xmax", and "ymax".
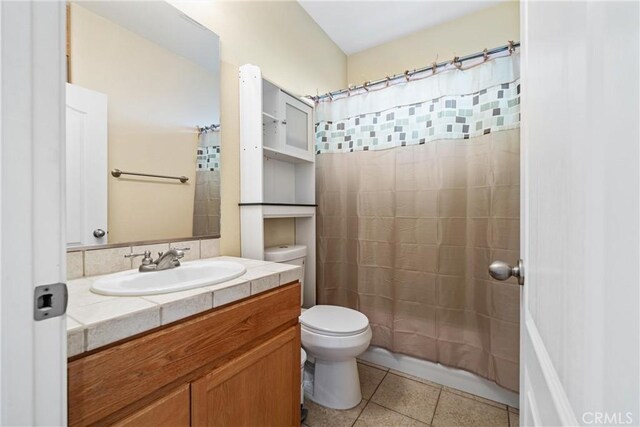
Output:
[
  {"xmin": 489, "ymin": 259, "xmax": 524, "ymax": 286},
  {"xmin": 93, "ymin": 228, "xmax": 106, "ymax": 238}
]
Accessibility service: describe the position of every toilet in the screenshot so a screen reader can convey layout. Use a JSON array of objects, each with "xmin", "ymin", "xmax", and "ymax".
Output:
[
  {"xmin": 264, "ymin": 245, "xmax": 373, "ymax": 411},
  {"xmin": 299, "ymin": 306, "xmax": 372, "ymax": 409}
]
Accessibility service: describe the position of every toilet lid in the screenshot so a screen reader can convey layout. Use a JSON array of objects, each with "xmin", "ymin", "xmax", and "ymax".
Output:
[{"xmin": 300, "ymin": 305, "xmax": 369, "ymax": 336}]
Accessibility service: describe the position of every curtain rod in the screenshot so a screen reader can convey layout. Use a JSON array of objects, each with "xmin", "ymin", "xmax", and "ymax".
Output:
[{"xmin": 310, "ymin": 41, "xmax": 520, "ymax": 102}]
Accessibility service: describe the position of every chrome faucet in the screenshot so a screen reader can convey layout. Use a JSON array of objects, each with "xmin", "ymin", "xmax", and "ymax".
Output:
[{"xmin": 125, "ymin": 248, "xmax": 189, "ymax": 272}]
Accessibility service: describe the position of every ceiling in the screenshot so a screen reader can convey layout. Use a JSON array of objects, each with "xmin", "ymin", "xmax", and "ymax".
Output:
[{"xmin": 298, "ymin": 1, "xmax": 503, "ymax": 55}]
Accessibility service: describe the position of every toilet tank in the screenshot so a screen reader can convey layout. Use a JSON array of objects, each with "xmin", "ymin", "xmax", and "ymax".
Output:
[{"xmin": 264, "ymin": 245, "xmax": 306, "ymax": 305}]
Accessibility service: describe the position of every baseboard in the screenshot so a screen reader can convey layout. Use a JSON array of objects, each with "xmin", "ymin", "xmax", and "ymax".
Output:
[{"xmin": 359, "ymin": 346, "xmax": 519, "ymax": 408}]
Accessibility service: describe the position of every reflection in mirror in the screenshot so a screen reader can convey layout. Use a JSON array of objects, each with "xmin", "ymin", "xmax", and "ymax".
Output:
[{"xmin": 66, "ymin": 1, "xmax": 220, "ymax": 248}]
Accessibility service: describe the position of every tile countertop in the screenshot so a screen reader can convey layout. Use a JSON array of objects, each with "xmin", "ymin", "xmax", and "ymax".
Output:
[{"xmin": 66, "ymin": 256, "xmax": 303, "ymax": 357}]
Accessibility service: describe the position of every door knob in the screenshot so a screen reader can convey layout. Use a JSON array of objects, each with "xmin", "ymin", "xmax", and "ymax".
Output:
[
  {"xmin": 93, "ymin": 228, "xmax": 106, "ymax": 238},
  {"xmin": 489, "ymin": 259, "xmax": 524, "ymax": 286}
]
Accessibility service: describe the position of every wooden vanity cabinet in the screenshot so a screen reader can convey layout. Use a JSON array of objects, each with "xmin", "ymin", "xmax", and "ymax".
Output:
[
  {"xmin": 113, "ymin": 385, "xmax": 190, "ymax": 427},
  {"xmin": 68, "ymin": 282, "xmax": 301, "ymax": 427},
  {"xmin": 191, "ymin": 327, "xmax": 299, "ymax": 425}
]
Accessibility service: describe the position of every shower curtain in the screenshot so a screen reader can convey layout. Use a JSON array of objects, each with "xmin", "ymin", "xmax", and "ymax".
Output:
[{"xmin": 315, "ymin": 54, "xmax": 521, "ymax": 392}]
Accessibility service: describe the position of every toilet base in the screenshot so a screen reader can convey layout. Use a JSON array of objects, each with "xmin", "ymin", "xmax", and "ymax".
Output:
[{"xmin": 305, "ymin": 358, "xmax": 362, "ymax": 410}]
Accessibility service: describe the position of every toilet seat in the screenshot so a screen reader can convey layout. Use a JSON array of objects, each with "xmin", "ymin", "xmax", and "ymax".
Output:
[{"xmin": 300, "ymin": 305, "xmax": 369, "ymax": 337}]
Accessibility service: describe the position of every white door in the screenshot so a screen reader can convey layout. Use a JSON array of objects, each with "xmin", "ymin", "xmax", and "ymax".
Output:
[
  {"xmin": 66, "ymin": 83, "xmax": 108, "ymax": 247},
  {"xmin": 0, "ymin": 2, "xmax": 67, "ymax": 425},
  {"xmin": 516, "ymin": 1, "xmax": 639, "ymax": 425}
]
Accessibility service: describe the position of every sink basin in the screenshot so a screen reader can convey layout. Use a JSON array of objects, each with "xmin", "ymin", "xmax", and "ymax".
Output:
[{"xmin": 90, "ymin": 260, "xmax": 247, "ymax": 296}]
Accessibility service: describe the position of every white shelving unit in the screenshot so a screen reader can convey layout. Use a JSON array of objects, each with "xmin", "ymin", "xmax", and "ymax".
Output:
[{"xmin": 239, "ymin": 64, "xmax": 316, "ymax": 307}]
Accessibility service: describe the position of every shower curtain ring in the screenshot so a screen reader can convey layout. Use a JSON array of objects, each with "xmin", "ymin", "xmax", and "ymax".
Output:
[
  {"xmin": 385, "ymin": 76, "xmax": 391, "ymax": 87},
  {"xmin": 453, "ymin": 56, "xmax": 462, "ymax": 70},
  {"xmin": 483, "ymin": 48, "xmax": 489, "ymax": 62},
  {"xmin": 404, "ymin": 70, "xmax": 410, "ymax": 81},
  {"xmin": 508, "ymin": 40, "xmax": 515, "ymax": 55},
  {"xmin": 432, "ymin": 62, "xmax": 438, "ymax": 74},
  {"xmin": 363, "ymin": 81, "xmax": 370, "ymax": 92}
]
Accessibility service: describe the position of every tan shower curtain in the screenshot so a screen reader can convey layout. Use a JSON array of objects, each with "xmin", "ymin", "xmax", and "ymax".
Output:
[
  {"xmin": 316, "ymin": 113, "xmax": 520, "ymax": 390},
  {"xmin": 317, "ymin": 130, "xmax": 520, "ymax": 391}
]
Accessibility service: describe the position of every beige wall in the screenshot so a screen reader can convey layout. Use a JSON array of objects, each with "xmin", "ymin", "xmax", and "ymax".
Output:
[
  {"xmin": 72, "ymin": 1, "xmax": 518, "ymax": 256},
  {"xmin": 264, "ymin": 218, "xmax": 297, "ymax": 248},
  {"xmin": 170, "ymin": 1, "xmax": 347, "ymax": 255},
  {"xmin": 70, "ymin": 4, "xmax": 219, "ymax": 244},
  {"xmin": 347, "ymin": 2, "xmax": 520, "ymax": 84}
]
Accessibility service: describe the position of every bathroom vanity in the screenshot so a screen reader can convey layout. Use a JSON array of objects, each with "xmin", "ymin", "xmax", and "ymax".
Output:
[{"xmin": 67, "ymin": 258, "xmax": 302, "ymax": 426}]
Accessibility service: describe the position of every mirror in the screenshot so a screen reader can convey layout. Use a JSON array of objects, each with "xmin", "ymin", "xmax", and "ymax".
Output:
[{"xmin": 66, "ymin": 1, "xmax": 220, "ymax": 248}]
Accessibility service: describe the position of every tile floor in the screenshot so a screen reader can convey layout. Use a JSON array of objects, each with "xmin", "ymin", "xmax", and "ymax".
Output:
[{"xmin": 303, "ymin": 360, "xmax": 519, "ymax": 427}]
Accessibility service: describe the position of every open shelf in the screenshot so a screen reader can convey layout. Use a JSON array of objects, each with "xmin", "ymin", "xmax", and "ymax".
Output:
[
  {"xmin": 263, "ymin": 146, "xmax": 313, "ymax": 164},
  {"xmin": 262, "ymin": 111, "xmax": 278, "ymax": 124},
  {"xmin": 239, "ymin": 202, "xmax": 317, "ymax": 206}
]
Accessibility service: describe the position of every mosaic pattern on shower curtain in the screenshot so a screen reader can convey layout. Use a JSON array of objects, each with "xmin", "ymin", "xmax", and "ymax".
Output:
[
  {"xmin": 315, "ymin": 82, "xmax": 519, "ymax": 154},
  {"xmin": 315, "ymin": 80, "xmax": 521, "ymax": 392},
  {"xmin": 197, "ymin": 145, "xmax": 221, "ymax": 171}
]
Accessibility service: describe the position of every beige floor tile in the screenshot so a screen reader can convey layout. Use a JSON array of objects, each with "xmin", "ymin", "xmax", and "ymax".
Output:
[
  {"xmin": 357, "ymin": 358, "xmax": 390, "ymax": 372},
  {"xmin": 370, "ymin": 373, "xmax": 440, "ymax": 424},
  {"xmin": 432, "ymin": 391, "xmax": 509, "ymax": 427},
  {"xmin": 304, "ymin": 398, "xmax": 366, "ymax": 427},
  {"xmin": 354, "ymin": 402, "xmax": 429, "ymax": 427},
  {"xmin": 443, "ymin": 386, "xmax": 507, "ymax": 409},
  {"xmin": 389, "ymin": 369, "xmax": 444, "ymax": 389},
  {"xmin": 509, "ymin": 410, "xmax": 519, "ymax": 427},
  {"xmin": 358, "ymin": 363, "xmax": 387, "ymax": 400}
]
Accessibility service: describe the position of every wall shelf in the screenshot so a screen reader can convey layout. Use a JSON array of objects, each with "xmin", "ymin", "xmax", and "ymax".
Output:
[
  {"xmin": 239, "ymin": 64, "xmax": 316, "ymax": 307},
  {"xmin": 263, "ymin": 146, "xmax": 313, "ymax": 164},
  {"xmin": 262, "ymin": 111, "xmax": 278, "ymax": 124},
  {"xmin": 239, "ymin": 203, "xmax": 318, "ymax": 207}
]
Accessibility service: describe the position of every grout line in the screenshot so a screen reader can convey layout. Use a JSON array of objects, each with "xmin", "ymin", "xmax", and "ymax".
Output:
[
  {"xmin": 365, "ymin": 371, "xmax": 436, "ymax": 425},
  {"xmin": 443, "ymin": 386, "xmax": 507, "ymax": 410},
  {"xmin": 357, "ymin": 359, "xmax": 390, "ymax": 372},
  {"xmin": 352, "ymin": 369, "xmax": 389, "ymax": 426},
  {"xmin": 350, "ymin": 399, "xmax": 370, "ymax": 427},
  {"xmin": 368, "ymin": 370, "xmax": 443, "ymax": 425},
  {"xmin": 367, "ymin": 401, "xmax": 432, "ymax": 426},
  {"xmin": 386, "ymin": 370, "xmax": 443, "ymax": 392},
  {"xmin": 430, "ymin": 388, "xmax": 442, "ymax": 425},
  {"xmin": 368, "ymin": 369, "xmax": 389, "ymax": 401}
]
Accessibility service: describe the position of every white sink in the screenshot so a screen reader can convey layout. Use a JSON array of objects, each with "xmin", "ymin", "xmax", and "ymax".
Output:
[{"xmin": 90, "ymin": 260, "xmax": 247, "ymax": 296}]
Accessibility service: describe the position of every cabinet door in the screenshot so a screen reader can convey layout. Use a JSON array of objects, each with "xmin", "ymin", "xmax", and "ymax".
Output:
[
  {"xmin": 114, "ymin": 385, "xmax": 190, "ymax": 427},
  {"xmin": 191, "ymin": 326, "xmax": 300, "ymax": 427},
  {"xmin": 281, "ymin": 93, "xmax": 313, "ymax": 161}
]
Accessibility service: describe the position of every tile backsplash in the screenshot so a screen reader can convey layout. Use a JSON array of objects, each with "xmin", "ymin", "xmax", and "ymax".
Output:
[{"xmin": 67, "ymin": 238, "xmax": 220, "ymax": 280}]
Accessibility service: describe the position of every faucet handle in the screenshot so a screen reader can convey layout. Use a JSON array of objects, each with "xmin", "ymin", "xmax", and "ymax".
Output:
[
  {"xmin": 125, "ymin": 250, "xmax": 153, "ymax": 265},
  {"xmin": 125, "ymin": 250, "xmax": 151, "ymax": 258}
]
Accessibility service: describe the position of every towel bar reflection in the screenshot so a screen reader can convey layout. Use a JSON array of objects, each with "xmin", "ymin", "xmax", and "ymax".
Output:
[{"xmin": 111, "ymin": 169, "xmax": 189, "ymax": 183}]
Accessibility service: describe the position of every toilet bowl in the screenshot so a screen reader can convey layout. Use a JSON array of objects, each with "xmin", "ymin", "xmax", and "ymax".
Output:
[{"xmin": 300, "ymin": 305, "xmax": 372, "ymax": 410}]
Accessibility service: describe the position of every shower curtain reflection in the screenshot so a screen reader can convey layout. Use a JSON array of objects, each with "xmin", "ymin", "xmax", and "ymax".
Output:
[{"xmin": 193, "ymin": 128, "xmax": 221, "ymax": 237}]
